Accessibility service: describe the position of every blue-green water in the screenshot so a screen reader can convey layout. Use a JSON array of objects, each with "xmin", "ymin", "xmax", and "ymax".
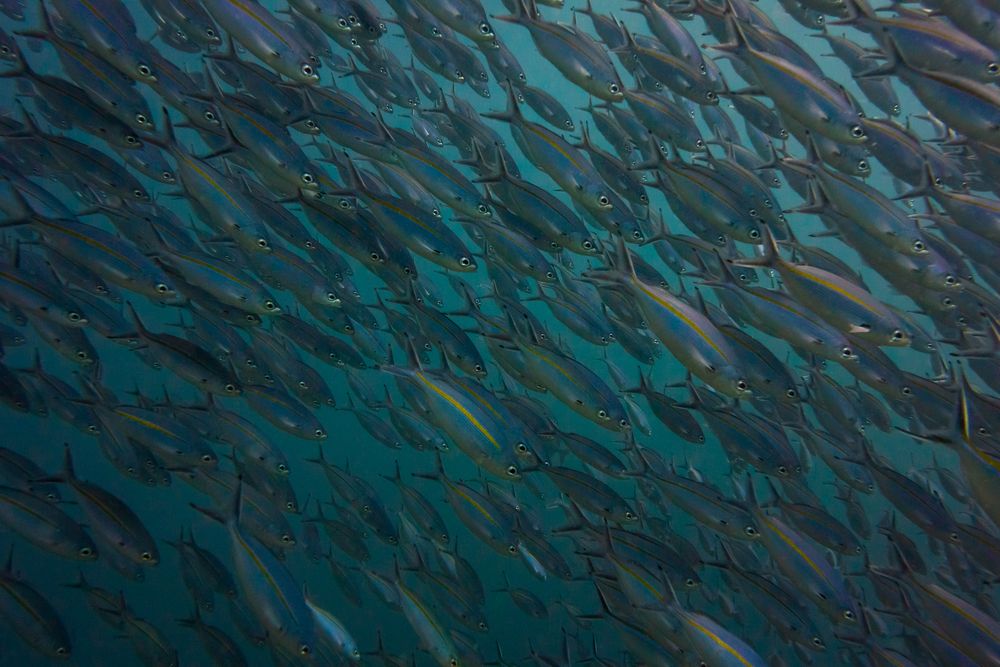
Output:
[{"xmin": 0, "ymin": 0, "xmax": 998, "ymax": 665}]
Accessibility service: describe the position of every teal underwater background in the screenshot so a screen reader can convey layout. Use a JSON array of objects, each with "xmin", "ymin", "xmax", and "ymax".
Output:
[{"xmin": 0, "ymin": 0, "xmax": 995, "ymax": 665}]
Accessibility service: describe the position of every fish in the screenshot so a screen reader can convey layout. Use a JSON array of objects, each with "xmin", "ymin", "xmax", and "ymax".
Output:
[
  {"xmin": 42, "ymin": 445, "xmax": 159, "ymax": 567},
  {"xmin": 730, "ymin": 227, "xmax": 910, "ymax": 347},
  {"xmin": 192, "ymin": 481, "xmax": 316, "ymax": 659},
  {"xmin": 0, "ymin": 549, "xmax": 72, "ymax": 659},
  {"xmin": 0, "ymin": 0, "xmax": 997, "ymax": 665},
  {"xmin": 200, "ymin": 0, "xmax": 321, "ymax": 84}
]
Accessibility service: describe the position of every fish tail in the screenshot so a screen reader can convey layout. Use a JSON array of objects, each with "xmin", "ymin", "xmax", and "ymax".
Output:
[
  {"xmin": 492, "ymin": 0, "xmax": 534, "ymax": 25},
  {"xmin": 481, "ymin": 81, "xmax": 523, "ymax": 124},
  {"xmin": 729, "ymin": 225, "xmax": 778, "ymax": 269}
]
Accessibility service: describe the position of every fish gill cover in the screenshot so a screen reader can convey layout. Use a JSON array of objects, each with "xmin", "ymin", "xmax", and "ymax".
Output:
[{"xmin": 0, "ymin": 0, "xmax": 997, "ymax": 664}]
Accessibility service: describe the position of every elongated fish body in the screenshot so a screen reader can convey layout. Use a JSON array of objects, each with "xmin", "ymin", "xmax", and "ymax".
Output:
[{"xmin": 201, "ymin": 0, "xmax": 320, "ymax": 84}]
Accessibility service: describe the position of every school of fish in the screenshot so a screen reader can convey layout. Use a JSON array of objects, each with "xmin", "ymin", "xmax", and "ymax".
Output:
[{"xmin": 0, "ymin": 0, "xmax": 998, "ymax": 664}]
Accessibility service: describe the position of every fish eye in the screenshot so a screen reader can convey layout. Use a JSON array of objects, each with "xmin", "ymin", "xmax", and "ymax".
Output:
[
  {"xmin": 301, "ymin": 172, "xmax": 315, "ymax": 184},
  {"xmin": 338, "ymin": 17, "xmax": 348, "ymax": 27},
  {"xmin": 155, "ymin": 283, "xmax": 169, "ymax": 294},
  {"xmin": 264, "ymin": 300, "xmax": 277, "ymax": 310},
  {"xmin": 257, "ymin": 238, "xmax": 269, "ymax": 248},
  {"xmin": 78, "ymin": 546, "xmax": 93, "ymax": 557},
  {"xmin": 988, "ymin": 62, "xmax": 999, "ymax": 75},
  {"xmin": 224, "ymin": 383, "xmax": 236, "ymax": 392},
  {"xmin": 706, "ymin": 91, "xmax": 716, "ymax": 101},
  {"xmin": 619, "ymin": 418, "xmax": 628, "ymax": 427},
  {"xmin": 298, "ymin": 381, "xmax": 307, "ymax": 389},
  {"xmin": 582, "ymin": 240, "xmax": 594, "ymax": 249},
  {"xmin": 200, "ymin": 453, "xmax": 214, "ymax": 462},
  {"xmin": 450, "ymin": 660, "xmax": 459, "ymax": 667},
  {"xmin": 841, "ymin": 347, "xmax": 853, "ymax": 358},
  {"xmin": 141, "ymin": 551, "xmax": 152, "ymax": 561},
  {"xmin": 850, "ymin": 125, "xmax": 865, "ymax": 139},
  {"xmin": 314, "ymin": 428, "xmax": 325, "ymax": 438},
  {"xmin": 135, "ymin": 113, "xmax": 148, "ymax": 125},
  {"xmin": 300, "ymin": 645, "xmax": 311, "ymax": 656},
  {"xmin": 736, "ymin": 380, "xmax": 749, "ymax": 391},
  {"xmin": 944, "ymin": 275, "xmax": 958, "ymax": 286},
  {"xmin": 56, "ymin": 647, "xmax": 68, "ymax": 656},
  {"xmin": 812, "ymin": 637, "xmax": 824, "ymax": 647},
  {"xmin": 625, "ymin": 511, "xmax": 636, "ymax": 520},
  {"xmin": 545, "ymin": 271, "xmax": 555, "ymax": 279},
  {"xmin": 477, "ymin": 203, "xmax": 490, "ymax": 215},
  {"xmin": 203, "ymin": 110, "xmax": 216, "ymax": 122},
  {"xmin": 597, "ymin": 409, "xmax": 609, "ymax": 420},
  {"xmin": 608, "ymin": 82, "xmax": 620, "ymax": 94},
  {"xmin": 161, "ymin": 171, "xmax": 173, "ymax": 181},
  {"xmin": 474, "ymin": 364, "xmax": 484, "ymax": 373},
  {"xmin": 857, "ymin": 160, "xmax": 869, "ymax": 172},
  {"xmin": 749, "ymin": 209, "xmax": 758, "ymax": 217},
  {"xmin": 125, "ymin": 135, "xmax": 139, "ymax": 145},
  {"xmin": 306, "ymin": 119, "xmax": 317, "ymax": 129},
  {"xmin": 282, "ymin": 534, "xmax": 292, "ymax": 543},
  {"xmin": 516, "ymin": 442, "xmax": 528, "ymax": 453},
  {"xmin": 949, "ymin": 531, "xmax": 960, "ymax": 542},
  {"xmin": 506, "ymin": 465, "xmax": 518, "ymax": 477},
  {"xmin": 137, "ymin": 63, "xmax": 152, "ymax": 77},
  {"xmin": 68, "ymin": 312, "xmax": 82, "ymax": 322},
  {"xmin": 891, "ymin": 329, "xmax": 905, "ymax": 340},
  {"xmin": 459, "ymin": 256, "xmax": 472, "ymax": 267},
  {"xmin": 301, "ymin": 64, "xmax": 314, "ymax": 77},
  {"xmin": 632, "ymin": 230, "xmax": 643, "ymax": 240},
  {"xmin": 744, "ymin": 525, "xmax": 757, "ymax": 536},
  {"xmin": 479, "ymin": 22, "xmax": 492, "ymax": 35},
  {"xmin": 778, "ymin": 465, "xmax": 788, "ymax": 475},
  {"xmin": 786, "ymin": 389, "xmax": 797, "ymax": 398},
  {"xmin": 748, "ymin": 229, "xmax": 761, "ymax": 240},
  {"xmin": 598, "ymin": 195, "xmax": 610, "ymax": 207},
  {"xmin": 842, "ymin": 610, "xmax": 855, "ymax": 621},
  {"xmin": 206, "ymin": 28, "xmax": 216, "ymax": 37},
  {"xmin": 912, "ymin": 240, "xmax": 926, "ymax": 252},
  {"xmin": 277, "ymin": 463, "xmax": 288, "ymax": 473}
]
